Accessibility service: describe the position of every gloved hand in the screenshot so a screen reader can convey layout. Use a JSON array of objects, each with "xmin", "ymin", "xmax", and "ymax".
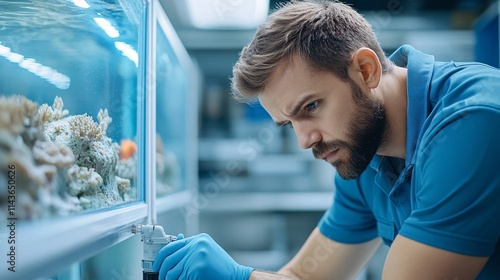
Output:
[{"xmin": 153, "ymin": 233, "xmax": 254, "ymax": 280}]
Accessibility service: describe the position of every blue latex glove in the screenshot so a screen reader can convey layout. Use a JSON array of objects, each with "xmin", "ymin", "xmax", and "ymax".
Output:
[{"xmin": 153, "ymin": 233, "xmax": 254, "ymax": 280}]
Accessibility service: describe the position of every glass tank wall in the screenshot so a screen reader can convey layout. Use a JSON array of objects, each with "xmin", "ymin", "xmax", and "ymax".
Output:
[
  {"xmin": 0, "ymin": 0, "xmax": 145, "ymax": 220},
  {"xmin": 155, "ymin": 8, "xmax": 192, "ymax": 197}
]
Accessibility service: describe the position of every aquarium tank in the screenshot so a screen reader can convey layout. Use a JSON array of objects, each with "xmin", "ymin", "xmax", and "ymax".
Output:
[
  {"xmin": 0, "ymin": 0, "xmax": 145, "ymax": 220},
  {"xmin": 155, "ymin": 11, "xmax": 192, "ymax": 197}
]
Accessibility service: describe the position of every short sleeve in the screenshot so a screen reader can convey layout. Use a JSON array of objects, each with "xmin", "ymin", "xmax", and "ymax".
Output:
[
  {"xmin": 318, "ymin": 173, "xmax": 378, "ymax": 244},
  {"xmin": 400, "ymin": 108, "xmax": 500, "ymax": 256}
]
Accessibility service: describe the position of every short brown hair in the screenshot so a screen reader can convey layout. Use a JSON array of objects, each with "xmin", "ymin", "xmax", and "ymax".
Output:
[{"xmin": 231, "ymin": 0, "xmax": 393, "ymax": 103}]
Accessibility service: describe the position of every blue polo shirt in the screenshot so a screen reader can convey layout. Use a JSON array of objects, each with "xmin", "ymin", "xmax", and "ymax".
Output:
[{"xmin": 318, "ymin": 45, "xmax": 500, "ymax": 278}]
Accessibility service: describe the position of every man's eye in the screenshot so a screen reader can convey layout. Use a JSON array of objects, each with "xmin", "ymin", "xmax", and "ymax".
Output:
[
  {"xmin": 284, "ymin": 122, "xmax": 293, "ymax": 129},
  {"xmin": 305, "ymin": 101, "xmax": 318, "ymax": 111}
]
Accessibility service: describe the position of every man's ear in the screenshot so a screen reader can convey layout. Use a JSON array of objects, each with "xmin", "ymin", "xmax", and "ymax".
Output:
[{"xmin": 349, "ymin": 48, "xmax": 382, "ymax": 89}]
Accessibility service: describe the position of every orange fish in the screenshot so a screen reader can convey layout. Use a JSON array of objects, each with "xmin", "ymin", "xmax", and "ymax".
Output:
[{"xmin": 119, "ymin": 139, "xmax": 137, "ymax": 160}]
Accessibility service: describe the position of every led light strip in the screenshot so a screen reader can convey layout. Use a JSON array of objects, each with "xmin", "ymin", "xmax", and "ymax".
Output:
[
  {"xmin": 0, "ymin": 43, "xmax": 71, "ymax": 89},
  {"xmin": 115, "ymin": 41, "xmax": 138, "ymax": 67},
  {"xmin": 93, "ymin": 17, "xmax": 120, "ymax": 38},
  {"xmin": 72, "ymin": 0, "xmax": 90, "ymax": 9}
]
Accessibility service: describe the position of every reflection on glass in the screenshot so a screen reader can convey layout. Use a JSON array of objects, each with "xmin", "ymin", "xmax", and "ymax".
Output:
[
  {"xmin": 155, "ymin": 20, "xmax": 189, "ymax": 196},
  {"xmin": 0, "ymin": 0, "xmax": 143, "ymax": 220}
]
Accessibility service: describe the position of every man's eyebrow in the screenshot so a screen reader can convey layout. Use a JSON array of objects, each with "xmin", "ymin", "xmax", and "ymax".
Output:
[
  {"xmin": 285, "ymin": 93, "xmax": 316, "ymax": 118},
  {"xmin": 274, "ymin": 93, "xmax": 316, "ymax": 127}
]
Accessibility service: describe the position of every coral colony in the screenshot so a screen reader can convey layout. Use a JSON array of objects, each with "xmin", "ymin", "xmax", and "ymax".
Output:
[
  {"xmin": 155, "ymin": 134, "xmax": 180, "ymax": 196},
  {"xmin": 0, "ymin": 95, "xmax": 136, "ymax": 220}
]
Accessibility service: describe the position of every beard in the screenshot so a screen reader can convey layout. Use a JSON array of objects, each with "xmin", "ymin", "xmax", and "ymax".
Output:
[{"xmin": 313, "ymin": 79, "xmax": 387, "ymax": 180}]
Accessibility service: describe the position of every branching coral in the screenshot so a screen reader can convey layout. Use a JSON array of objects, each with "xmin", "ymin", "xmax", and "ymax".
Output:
[
  {"xmin": 0, "ymin": 95, "xmax": 36, "ymax": 134},
  {"xmin": 38, "ymin": 104, "xmax": 54, "ymax": 123},
  {"xmin": 52, "ymin": 96, "xmax": 69, "ymax": 120},
  {"xmin": 97, "ymin": 108, "xmax": 112, "ymax": 134},
  {"xmin": 65, "ymin": 165, "xmax": 103, "ymax": 197},
  {"xmin": 38, "ymin": 96, "xmax": 69, "ymax": 123},
  {"xmin": 69, "ymin": 114, "xmax": 104, "ymax": 142},
  {"xmin": 116, "ymin": 176, "xmax": 131, "ymax": 198},
  {"xmin": 66, "ymin": 165, "xmax": 125, "ymax": 210},
  {"xmin": 0, "ymin": 95, "xmax": 44, "ymax": 146}
]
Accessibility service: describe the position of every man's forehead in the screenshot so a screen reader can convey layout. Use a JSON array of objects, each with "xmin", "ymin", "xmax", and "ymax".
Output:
[
  {"xmin": 263, "ymin": 58, "xmax": 301, "ymax": 95},
  {"xmin": 258, "ymin": 89, "xmax": 284, "ymax": 125},
  {"xmin": 260, "ymin": 56, "xmax": 318, "ymax": 116}
]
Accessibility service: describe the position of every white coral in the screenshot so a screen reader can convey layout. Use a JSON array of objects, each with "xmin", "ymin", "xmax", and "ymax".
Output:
[
  {"xmin": 69, "ymin": 114, "xmax": 104, "ymax": 141},
  {"xmin": 116, "ymin": 176, "xmax": 131, "ymax": 196},
  {"xmin": 38, "ymin": 104, "xmax": 54, "ymax": 123},
  {"xmin": 52, "ymin": 96, "xmax": 69, "ymax": 120},
  {"xmin": 97, "ymin": 108, "xmax": 112, "ymax": 134},
  {"xmin": 0, "ymin": 129, "xmax": 70, "ymax": 219},
  {"xmin": 66, "ymin": 165, "xmax": 103, "ymax": 196},
  {"xmin": 0, "ymin": 95, "xmax": 43, "ymax": 144},
  {"xmin": 43, "ymin": 118, "xmax": 72, "ymax": 143},
  {"xmin": 33, "ymin": 140, "xmax": 74, "ymax": 168},
  {"xmin": 0, "ymin": 130, "xmax": 48, "ymax": 186},
  {"xmin": 37, "ymin": 97, "xmax": 69, "ymax": 123},
  {"xmin": 116, "ymin": 155, "xmax": 136, "ymax": 180}
]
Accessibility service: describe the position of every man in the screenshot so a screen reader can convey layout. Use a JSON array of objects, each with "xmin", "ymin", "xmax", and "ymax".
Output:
[{"xmin": 153, "ymin": 1, "xmax": 500, "ymax": 279}]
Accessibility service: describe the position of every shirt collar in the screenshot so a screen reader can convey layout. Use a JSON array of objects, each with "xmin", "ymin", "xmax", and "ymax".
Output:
[
  {"xmin": 389, "ymin": 45, "xmax": 434, "ymax": 166},
  {"xmin": 368, "ymin": 154, "xmax": 384, "ymax": 171}
]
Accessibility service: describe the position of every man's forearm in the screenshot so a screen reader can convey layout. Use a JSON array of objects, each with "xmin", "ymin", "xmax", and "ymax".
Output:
[{"xmin": 249, "ymin": 270, "xmax": 301, "ymax": 280}]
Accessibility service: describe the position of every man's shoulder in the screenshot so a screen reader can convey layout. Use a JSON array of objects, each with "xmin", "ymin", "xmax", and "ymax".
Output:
[
  {"xmin": 416, "ymin": 107, "xmax": 500, "ymax": 167},
  {"xmin": 430, "ymin": 60, "xmax": 500, "ymax": 108},
  {"xmin": 421, "ymin": 60, "xmax": 500, "ymax": 148}
]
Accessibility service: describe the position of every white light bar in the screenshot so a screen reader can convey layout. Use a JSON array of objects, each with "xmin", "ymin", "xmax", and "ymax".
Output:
[
  {"xmin": 93, "ymin": 17, "xmax": 120, "ymax": 38},
  {"xmin": 115, "ymin": 41, "xmax": 138, "ymax": 67},
  {"xmin": 185, "ymin": 0, "xmax": 269, "ymax": 29},
  {"xmin": 0, "ymin": 43, "xmax": 71, "ymax": 89},
  {"xmin": 72, "ymin": 0, "xmax": 90, "ymax": 9}
]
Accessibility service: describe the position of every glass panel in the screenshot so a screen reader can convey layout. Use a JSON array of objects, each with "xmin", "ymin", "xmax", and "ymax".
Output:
[
  {"xmin": 155, "ymin": 20, "xmax": 189, "ymax": 196},
  {"xmin": 0, "ymin": 0, "xmax": 144, "ymax": 220}
]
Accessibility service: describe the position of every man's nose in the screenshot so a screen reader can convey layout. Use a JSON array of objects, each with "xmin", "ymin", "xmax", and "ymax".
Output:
[{"xmin": 294, "ymin": 122, "xmax": 321, "ymax": 149}]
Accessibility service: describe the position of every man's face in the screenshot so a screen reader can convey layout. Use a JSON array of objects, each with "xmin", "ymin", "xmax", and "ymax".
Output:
[{"xmin": 260, "ymin": 56, "xmax": 386, "ymax": 179}]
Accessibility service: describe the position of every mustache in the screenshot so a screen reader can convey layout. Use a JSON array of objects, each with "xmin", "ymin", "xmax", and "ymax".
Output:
[{"xmin": 312, "ymin": 139, "xmax": 349, "ymax": 159}]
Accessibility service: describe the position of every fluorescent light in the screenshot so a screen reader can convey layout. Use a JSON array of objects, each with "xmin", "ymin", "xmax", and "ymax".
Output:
[
  {"xmin": 0, "ymin": 43, "xmax": 71, "ymax": 89},
  {"xmin": 7, "ymin": 52, "xmax": 24, "ymax": 63},
  {"xmin": 0, "ymin": 44, "xmax": 10, "ymax": 56},
  {"xmin": 72, "ymin": 0, "xmax": 90, "ymax": 8},
  {"xmin": 19, "ymin": 58, "xmax": 40, "ymax": 72},
  {"xmin": 93, "ymin": 17, "xmax": 120, "ymax": 38},
  {"xmin": 115, "ymin": 42, "xmax": 138, "ymax": 67},
  {"xmin": 185, "ymin": 0, "xmax": 269, "ymax": 29}
]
